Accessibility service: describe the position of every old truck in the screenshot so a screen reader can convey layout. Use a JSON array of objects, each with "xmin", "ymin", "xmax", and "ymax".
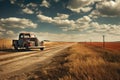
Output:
[{"xmin": 12, "ymin": 33, "xmax": 45, "ymax": 51}]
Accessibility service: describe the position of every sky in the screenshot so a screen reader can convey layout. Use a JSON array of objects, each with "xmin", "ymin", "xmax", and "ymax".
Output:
[{"xmin": 0, "ymin": 0, "xmax": 120, "ymax": 42}]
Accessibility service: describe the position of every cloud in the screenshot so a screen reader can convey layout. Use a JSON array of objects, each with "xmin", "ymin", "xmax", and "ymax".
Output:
[
  {"xmin": 67, "ymin": 0, "xmax": 95, "ymax": 13},
  {"xmin": 90, "ymin": 22, "xmax": 120, "ymax": 35},
  {"xmin": 54, "ymin": 13, "xmax": 69, "ymax": 20},
  {"xmin": 6, "ymin": 30, "xmax": 14, "ymax": 35},
  {"xmin": 11, "ymin": 1, "xmax": 38, "ymax": 15},
  {"xmin": 27, "ymin": 3, "xmax": 38, "ymax": 8},
  {"xmin": 0, "ymin": 17, "xmax": 37, "ymax": 29},
  {"xmin": 0, "ymin": 31, "xmax": 3, "ymax": 36},
  {"xmin": 67, "ymin": 0, "xmax": 120, "ymax": 15},
  {"xmin": 10, "ymin": 0, "xmax": 16, "ymax": 4},
  {"xmin": 0, "ymin": 30, "xmax": 17, "ymax": 38},
  {"xmin": 37, "ymin": 14, "xmax": 53, "ymax": 23},
  {"xmin": 22, "ymin": 7, "xmax": 34, "ymax": 14},
  {"xmin": 37, "ymin": 13, "xmax": 72, "ymax": 26},
  {"xmin": 67, "ymin": 6, "xmax": 92, "ymax": 13},
  {"xmin": 40, "ymin": 0, "xmax": 50, "ymax": 8},
  {"xmin": 5, "ymin": 30, "xmax": 18, "ymax": 38},
  {"xmin": 76, "ymin": 16, "xmax": 91, "ymax": 23},
  {"xmin": 88, "ymin": 10, "xmax": 100, "ymax": 18},
  {"xmin": 19, "ymin": 31, "xmax": 90, "ymax": 42},
  {"xmin": 18, "ymin": 31, "xmax": 120, "ymax": 42},
  {"xmin": 0, "ymin": 26, "xmax": 6, "ymax": 31},
  {"xmin": 68, "ymin": 0, "xmax": 91, "ymax": 8},
  {"xmin": 37, "ymin": 14, "xmax": 92, "ymax": 31},
  {"xmin": 96, "ymin": 0, "xmax": 120, "ymax": 17},
  {"xmin": 37, "ymin": 12, "xmax": 120, "ymax": 35},
  {"xmin": 81, "ymin": 7, "xmax": 93, "ymax": 13},
  {"xmin": 37, "ymin": 13, "xmax": 74, "ymax": 27}
]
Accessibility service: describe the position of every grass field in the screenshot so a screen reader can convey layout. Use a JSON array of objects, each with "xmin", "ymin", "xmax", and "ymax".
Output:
[
  {"xmin": 0, "ymin": 38, "xmax": 12, "ymax": 50},
  {"xmin": 44, "ymin": 42, "xmax": 74, "ymax": 47},
  {"xmin": 0, "ymin": 39, "xmax": 120, "ymax": 80},
  {"xmin": 85, "ymin": 42, "xmax": 120, "ymax": 51},
  {"xmin": 0, "ymin": 39, "xmax": 72, "ymax": 50},
  {"xmin": 26, "ymin": 43, "xmax": 120, "ymax": 80}
]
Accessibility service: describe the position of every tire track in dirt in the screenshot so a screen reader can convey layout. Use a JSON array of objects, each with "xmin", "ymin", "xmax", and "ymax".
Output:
[
  {"xmin": 0, "ymin": 45, "xmax": 67, "ymax": 66},
  {"xmin": 0, "ymin": 43, "xmax": 74, "ymax": 79}
]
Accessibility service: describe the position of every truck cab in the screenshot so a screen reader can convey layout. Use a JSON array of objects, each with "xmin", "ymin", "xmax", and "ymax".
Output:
[{"xmin": 13, "ymin": 33, "xmax": 45, "ymax": 51}]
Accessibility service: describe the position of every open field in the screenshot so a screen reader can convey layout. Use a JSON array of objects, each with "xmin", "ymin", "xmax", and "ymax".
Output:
[
  {"xmin": 3, "ymin": 42, "xmax": 118, "ymax": 80},
  {"xmin": 0, "ymin": 41, "xmax": 120, "ymax": 80},
  {"xmin": 44, "ymin": 41, "xmax": 74, "ymax": 47},
  {"xmin": 0, "ymin": 39, "xmax": 12, "ymax": 50},
  {"xmin": 0, "ymin": 38, "xmax": 72, "ymax": 51},
  {"xmin": 85, "ymin": 42, "xmax": 120, "ymax": 51},
  {"xmin": 0, "ymin": 43, "xmax": 74, "ymax": 80}
]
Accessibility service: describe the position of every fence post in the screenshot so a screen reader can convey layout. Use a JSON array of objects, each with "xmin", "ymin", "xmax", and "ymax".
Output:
[{"xmin": 103, "ymin": 35, "xmax": 105, "ymax": 48}]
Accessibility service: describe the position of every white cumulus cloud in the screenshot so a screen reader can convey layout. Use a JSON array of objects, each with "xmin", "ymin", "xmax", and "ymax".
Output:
[
  {"xmin": 5, "ymin": 30, "xmax": 18, "ymax": 38},
  {"xmin": 54, "ymin": 13, "xmax": 69, "ymax": 20},
  {"xmin": 18, "ymin": 31, "xmax": 120, "ymax": 42},
  {"xmin": 40, "ymin": 0, "xmax": 50, "ymax": 8},
  {"xmin": 27, "ymin": 3, "xmax": 38, "ymax": 8},
  {"xmin": 67, "ymin": 0, "xmax": 96, "ymax": 13},
  {"xmin": 96, "ymin": 0, "xmax": 120, "ymax": 17},
  {"xmin": 10, "ymin": 0, "xmax": 16, "ymax": 4},
  {"xmin": 37, "ymin": 14, "xmax": 92, "ymax": 31},
  {"xmin": 37, "ymin": 13, "xmax": 120, "ymax": 36},
  {"xmin": 37, "ymin": 14, "xmax": 53, "ymax": 23},
  {"xmin": 0, "ymin": 26, "xmax": 6, "ymax": 31},
  {"xmin": 90, "ymin": 22, "xmax": 120, "ymax": 34},
  {"xmin": 22, "ymin": 7, "xmax": 34, "ymax": 14},
  {"xmin": 0, "ymin": 17, "xmax": 37, "ymax": 29}
]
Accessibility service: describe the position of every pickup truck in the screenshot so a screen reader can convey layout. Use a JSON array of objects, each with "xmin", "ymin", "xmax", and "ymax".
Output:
[{"xmin": 12, "ymin": 33, "xmax": 45, "ymax": 51}]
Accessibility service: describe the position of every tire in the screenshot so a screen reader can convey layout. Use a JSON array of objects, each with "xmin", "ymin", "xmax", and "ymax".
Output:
[
  {"xmin": 40, "ymin": 48, "xmax": 44, "ymax": 51},
  {"xmin": 14, "ymin": 45, "xmax": 18, "ymax": 50},
  {"xmin": 13, "ymin": 40, "xmax": 18, "ymax": 50},
  {"xmin": 25, "ymin": 45, "xmax": 29, "ymax": 50},
  {"xmin": 25, "ymin": 47, "xmax": 29, "ymax": 50}
]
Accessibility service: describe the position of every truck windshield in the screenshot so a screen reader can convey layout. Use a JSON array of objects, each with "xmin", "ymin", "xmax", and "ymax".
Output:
[{"xmin": 19, "ymin": 34, "xmax": 30, "ymax": 39}]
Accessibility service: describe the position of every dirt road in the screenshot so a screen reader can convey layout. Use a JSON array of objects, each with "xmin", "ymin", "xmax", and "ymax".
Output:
[
  {"xmin": 0, "ymin": 43, "xmax": 74, "ymax": 80},
  {"xmin": 0, "ymin": 43, "xmax": 119, "ymax": 80}
]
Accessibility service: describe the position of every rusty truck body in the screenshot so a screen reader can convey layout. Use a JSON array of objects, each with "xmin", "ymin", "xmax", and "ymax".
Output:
[{"xmin": 13, "ymin": 33, "xmax": 45, "ymax": 51}]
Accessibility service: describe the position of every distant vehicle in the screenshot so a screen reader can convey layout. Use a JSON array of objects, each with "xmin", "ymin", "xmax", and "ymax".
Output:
[{"xmin": 12, "ymin": 33, "xmax": 45, "ymax": 51}]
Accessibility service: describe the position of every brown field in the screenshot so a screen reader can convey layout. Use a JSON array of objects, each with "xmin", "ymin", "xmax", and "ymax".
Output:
[
  {"xmin": 44, "ymin": 41, "xmax": 74, "ymax": 47},
  {"xmin": 0, "ymin": 40, "xmax": 120, "ymax": 80},
  {"xmin": 25, "ymin": 43, "xmax": 120, "ymax": 80},
  {"xmin": 0, "ymin": 38, "xmax": 12, "ymax": 50},
  {"xmin": 85, "ymin": 42, "xmax": 120, "ymax": 51},
  {"xmin": 0, "ymin": 38, "xmax": 72, "ymax": 50}
]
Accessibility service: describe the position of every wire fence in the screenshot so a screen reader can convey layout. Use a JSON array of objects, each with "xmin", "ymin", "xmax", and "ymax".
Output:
[{"xmin": 85, "ymin": 42, "xmax": 120, "ymax": 51}]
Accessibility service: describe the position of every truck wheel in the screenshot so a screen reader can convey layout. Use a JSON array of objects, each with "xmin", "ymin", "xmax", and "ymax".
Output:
[
  {"xmin": 25, "ymin": 46, "xmax": 29, "ymax": 50},
  {"xmin": 40, "ymin": 48, "xmax": 44, "ymax": 51},
  {"xmin": 14, "ymin": 45, "xmax": 18, "ymax": 50}
]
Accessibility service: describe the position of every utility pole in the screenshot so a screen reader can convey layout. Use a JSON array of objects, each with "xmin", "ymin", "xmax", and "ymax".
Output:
[{"xmin": 103, "ymin": 35, "xmax": 105, "ymax": 48}]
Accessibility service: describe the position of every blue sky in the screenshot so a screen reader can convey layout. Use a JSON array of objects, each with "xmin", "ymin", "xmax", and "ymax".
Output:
[{"xmin": 0, "ymin": 0, "xmax": 120, "ymax": 42}]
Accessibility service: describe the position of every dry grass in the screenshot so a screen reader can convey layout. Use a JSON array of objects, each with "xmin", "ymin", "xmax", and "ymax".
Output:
[
  {"xmin": 60, "ymin": 43, "xmax": 120, "ymax": 80},
  {"xmin": 0, "ymin": 39, "xmax": 71, "ymax": 50},
  {"xmin": 0, "ymin": 38, "xmax": 12, "ymax": 50},
  {"xmin": 27, "ymin": 43, "xmax": 120, "ymax": 80},
  {"xmin": 85, "ymin": 42, "xmax": 120, "ymax": 51},
  {"xmin": 44, "ymin": 42, "xmax": 63, "ymax": 47},
  {"xmin": 44, "ymin": 42, "xmax": 73, "ymax": 47}
]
